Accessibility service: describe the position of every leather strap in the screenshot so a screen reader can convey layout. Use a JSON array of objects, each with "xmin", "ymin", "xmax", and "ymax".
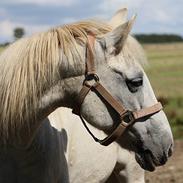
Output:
[
  {"xmin": 94, "ymin": 83, "xmax": 127, "ymax": 116},
  {"xmin": 72, "ymin": 84, "xmax": 91, "ymax": 115},
  {"xmin": 79, "ymin": 114, "xmax": 126, "ymax": 146},
  {"xmin": 73, "ymin": 81, "xmax": 163, "ymax": 121},
  {"xmin": 72, "ymin": 34, "xmax": 163, "ymax": 146},
  {"xmin": 86, "ymin": 34, "xmax": 96, "ymax": 75},
  {"xmin": 132, "ymin": 102, "xmax": 162, "ymax": 120}
]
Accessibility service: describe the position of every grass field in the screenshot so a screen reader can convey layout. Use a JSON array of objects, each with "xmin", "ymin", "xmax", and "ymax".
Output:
[
  {"xmin": 144, "ymin": 43, "xmax": 183, "ymax": 138},
  {"xmin": 0, "ymin": 47, "xmax": 4, "ymax": 53},
  {"xmin": 144, "ymin": 43, "xmax": 183, "ymax": 97},
  {"xmin": 0, "ymin": 43, "xmax": 183, "ymax": 138}
]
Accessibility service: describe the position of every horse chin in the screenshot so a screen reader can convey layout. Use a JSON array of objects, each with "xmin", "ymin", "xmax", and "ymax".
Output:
[{"xmin": 135, "ymin": 151, "xmax": 156, "ymax": 172}]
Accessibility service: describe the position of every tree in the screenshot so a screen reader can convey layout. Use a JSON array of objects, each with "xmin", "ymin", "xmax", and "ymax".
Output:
[
  {"xmin": 134, "ymin": 34, "xmax": 183, "ymax": 43},
  {"xmin": 14, "ymin": 27, "xmax": 25, "ymax": 40}
]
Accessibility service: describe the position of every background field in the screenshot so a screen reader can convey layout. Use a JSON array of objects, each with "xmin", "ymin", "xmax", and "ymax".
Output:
[
  {"xmin": 0, "ymin": 47, "xmax": 4, "ymax": 53},
  {"xmin": 145, "ymin": 43, "xmax": 183, "ymax": 97},
  {"xmin": 144, "ymin": 43, "xmax": 183, "ymax": 139},
  {"xmin": 143, "ymin": 43, "xmax": 183, "ymax": 183}
]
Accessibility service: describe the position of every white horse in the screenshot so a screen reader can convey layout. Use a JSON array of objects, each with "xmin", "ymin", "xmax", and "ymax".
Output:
[
  {"xmin": 0, "ymin": 8, "xmax": 173, "ymax": 183},
  {"xmin": 48, "ymin": 9, "xmax": 146, "ymax": 183},
  {"xmin": 49, "ymin": 107, "xmax": 145, "ymax": 183}
]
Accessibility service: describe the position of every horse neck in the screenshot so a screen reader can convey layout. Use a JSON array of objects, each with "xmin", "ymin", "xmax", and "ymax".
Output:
[
  {"xmin": 37, "ymin": 49, "xmax": 85, "ymax": 120},
  {"xmin": 25, "ymin": 52, "xmax": 85, "ymax": 147}
]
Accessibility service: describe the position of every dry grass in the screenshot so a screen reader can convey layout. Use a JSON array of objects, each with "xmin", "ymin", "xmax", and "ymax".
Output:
[
  {"xmin": 144, "ymin": 43, "xmax": 183, "ymax": 98},
  {"xmin": 143, "ymin": 43, "xmax": 183, "ymax": 139},
  {"xmin": 0, "ymin": 47, "xmax": 4, "ymax": 53}
]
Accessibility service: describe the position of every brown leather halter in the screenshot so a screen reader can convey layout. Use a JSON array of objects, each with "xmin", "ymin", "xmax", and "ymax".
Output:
[{"xmin": 72, "ymin": 34, "xmax": 163, "ymax": 146}]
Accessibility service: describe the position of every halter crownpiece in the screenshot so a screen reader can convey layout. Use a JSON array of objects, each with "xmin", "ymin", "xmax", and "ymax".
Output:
[{"xmin": 72, "ymin": 34, "xmax": 163, "ymax": 146}]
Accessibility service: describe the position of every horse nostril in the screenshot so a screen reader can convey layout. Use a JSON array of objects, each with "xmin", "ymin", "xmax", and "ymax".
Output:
[
  {"xmin": 168, "ymin": 144, "xmax": 173, "ymax": 157},
  {"xmin": 160, "ymin": 154, "xmax": 167, "ymax": 165}
]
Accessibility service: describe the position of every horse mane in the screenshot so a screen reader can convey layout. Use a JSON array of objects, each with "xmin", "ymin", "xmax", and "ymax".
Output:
[
  {"xmin": 0, "ymin": 20, "xmax": 111, "ymax": 142},
  {"xmin": 0, "ymin": 19, "xmax": 146, "ymax": 142}
]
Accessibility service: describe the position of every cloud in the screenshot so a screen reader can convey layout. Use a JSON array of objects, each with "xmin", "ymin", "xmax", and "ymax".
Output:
[
  {"xmin": 99, "ymin": 0, "xmax": 144, "ymax": 13},
  {"xmin": 0, "ymin": 8, "xmax": 8, "ymax": 17},
  {"xmin": 0, "ymin": 0, "xmax": 102, "ymax": 42},
  {"xmin": 98, "ymin": 0, "xmax": 183, "ymax": 35},
  {"xmin": 1, "ymin": 0, "xmax": 78, "ymax": 6},
  {"xmin": 0, "ymin": 0, "xmax": 183, "ymax": 42},
  {"xmin": 0, "ymin": 20, "xmax": 14, "ymax": 42}
]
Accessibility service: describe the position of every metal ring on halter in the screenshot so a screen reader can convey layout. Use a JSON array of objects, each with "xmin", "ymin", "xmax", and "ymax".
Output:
[
  {"xmin": 83, "ymin": 74, "xmax": 99, "ymax": 87},
  {"xmin": 120, "ymin": 110, "xmax": 135, "ymax": 127}
]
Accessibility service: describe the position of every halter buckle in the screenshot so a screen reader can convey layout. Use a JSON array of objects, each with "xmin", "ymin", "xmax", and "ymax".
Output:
[{"xmin": 121, "ymin": 110, "xmax": 135, "ymax": 127}]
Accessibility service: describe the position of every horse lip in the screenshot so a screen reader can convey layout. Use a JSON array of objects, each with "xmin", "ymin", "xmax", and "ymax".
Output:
[
  {"xmin": 135, "ymin": 151, "xmax": 157, "ymax": 172},
  {"xmin": 135, "ymin": 147, "xmax": 170, "ymax": 172},
  {"xmin": 145, "ymin": 150, "xmax": 168, "ymax": 166},
  {"xmin": 136, "ymin": 143, "xmax": 173, "ymax": 167}
]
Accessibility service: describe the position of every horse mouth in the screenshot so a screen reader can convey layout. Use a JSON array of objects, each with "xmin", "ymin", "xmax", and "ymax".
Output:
[{"xmin": 135, "ymin": 151, "xmax": 157, "ymax": 172}]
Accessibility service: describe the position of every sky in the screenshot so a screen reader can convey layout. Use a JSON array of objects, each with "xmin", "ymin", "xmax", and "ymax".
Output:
[{"xmin": 0, "ymin": 0, "xmax": 183, "ymax": 43}]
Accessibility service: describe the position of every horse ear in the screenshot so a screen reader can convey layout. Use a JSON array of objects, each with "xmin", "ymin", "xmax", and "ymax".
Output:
[
  {"xmin": 101, "ymin": 15, "xmax": 136, "ymax": 55},
  {"xmin": 109, "ymin": 8, "xmax": 128, "ymax": 28}
]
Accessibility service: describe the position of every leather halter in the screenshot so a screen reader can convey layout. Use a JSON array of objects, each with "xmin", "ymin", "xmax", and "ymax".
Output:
[{"xmin": 72, "ymin": 34, "xmax": 163, "ymax": 146}]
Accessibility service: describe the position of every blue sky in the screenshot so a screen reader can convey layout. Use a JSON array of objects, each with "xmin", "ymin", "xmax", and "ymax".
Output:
[{"xmin": 0, "ymin": 0, "xmax": 183, "ymax": 43}]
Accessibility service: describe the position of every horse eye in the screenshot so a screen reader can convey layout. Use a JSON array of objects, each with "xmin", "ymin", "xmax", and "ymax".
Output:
[{"xmin": 126, "ymin": 77, "xmax": 143, "ymax": 93}]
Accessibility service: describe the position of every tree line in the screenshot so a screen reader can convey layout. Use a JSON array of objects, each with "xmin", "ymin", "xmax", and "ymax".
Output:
[{"xmin": 134, "ymin": 34, "xmax": 183, "ymax": 43}]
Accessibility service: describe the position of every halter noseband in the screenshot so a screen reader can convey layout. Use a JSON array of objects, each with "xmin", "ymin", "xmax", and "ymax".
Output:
[{"xmin": 72, "ymin": 34, "xmax": 162, "ymax": 146}]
